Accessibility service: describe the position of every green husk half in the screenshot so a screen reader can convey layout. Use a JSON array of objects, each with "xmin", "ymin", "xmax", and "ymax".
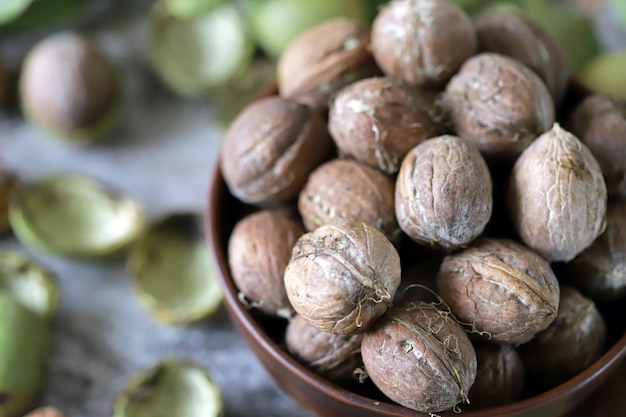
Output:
[
  {"xmin": 9, "ymin": 173, "xmax": 145, "ymax": 258},
  {"xmin": 128, "ymin": 213, "xmax": 223, "ymax": 325}
]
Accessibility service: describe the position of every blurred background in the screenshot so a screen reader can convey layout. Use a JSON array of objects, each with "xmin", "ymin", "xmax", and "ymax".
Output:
[{"xmin": 0, "ymin": 1, "xmax": 624, "ymax": 417}]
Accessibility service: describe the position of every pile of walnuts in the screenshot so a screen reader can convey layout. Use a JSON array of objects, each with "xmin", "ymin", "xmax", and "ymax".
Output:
[{"xmin": 220, "ymin": 0, "xmax": 626, "ymax": 414}]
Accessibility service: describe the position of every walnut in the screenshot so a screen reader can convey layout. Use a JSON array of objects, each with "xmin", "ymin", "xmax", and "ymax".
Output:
[
  {"xmin": 298, "ymin": 158, "xmax": 398, "ymax": 240},
  {"xmin": 395, "ymin": 135, "xmax": 493, "ymax": 250},
  {"xmin": 328, "ymin": 76, "xmax": 444, "ymax": 174},
  {"xmin": 519, "ymin": 286, "xmax": 607, "ymax": 390},
  {"xmin": 277, "ymin": 17, "xmax": 380, "ymax": 109},
  {"xmin": 228, "ymin": 209, "xmax": 304, "ymax": 317},
  {"xmin": 283, "ymin": 220, "xmax": 401, "ymax": 334},
  {"xmin": 475, "ymin": 10, "xmax": 569, "ymax": 104},
  {"xmin": 507, "ymin": 123, "xmax": 607, "ymax": 262},
  {"xmin": 220, "ymin": 95, "xmax": 333, "ymax": 206},
  {"xmin": 441, "ymin": 52, "xmax": 555, "ymax": 160},
  {"xmin": 361, "ymin": 298, "xmax": 477, "ymax": 413},
  {"xmin": 285, "ymin": 314, "xmax": 363, "ymax": 384},
  {"xmin": 370, "ymin": 0, "xmax": 476, "ymax": 88},
  {"xmin": 566, "ymin": 94, "xmax": 626, "ymax": 200},
  {"xmin": 436, "ymin": 237, "xmax": 560, "ymax": 345}
]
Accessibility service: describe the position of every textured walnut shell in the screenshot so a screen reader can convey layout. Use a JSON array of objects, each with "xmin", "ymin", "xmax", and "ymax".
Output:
[
  {"xmin": 468, "ymin": 343, "xmax": 525, "ymax": 408},
  {"xmin": 228, "ymin": 209, "xmax": 304, "ymax": 317},
  {"xmin": 475, "ymin": 11, "xmax": 569, "ymax": 104},
  {"xmin": 507, "ymin": 124, "xmax": 607, "ymax": 262},
  {"xmin": 19, "ymin": 32, "xmax": 118, "ymax": 134},
  {"xmin": 519, "ymin": 286, "xmax": 607, "ymax": 390},
  {"xmin": 298, "ymin": 159, "xmax": 398, "ymax": 240},
  {"xmin": 361, "ymin": 298, "xmax": 477, "ymax": 413},
  {"xmin": 284, "ymin": 220, "xmax": 401, "ymax": 334},
  {"xmin": 277, "ymin": 17, "xmax": 380, "ymax": 109},
  {"xmin": 370, "ymin": 0, "xmax": 476, "ymax": 88},
  {"xmin": 285, "ymin": 314, "xmax": 363, "ymax": 384},
  {"xmin": 220, "ymin": 95, "xmax": 333, "ymax": 206},
  {"xmin": 328, "ymin": 76, "xmax": 444, "ymax": 174},
  {"xmin": 395, "ymin": 135, "xmax": 493, "ymax": 250},
  {"xmin": 565, "ymin": 201, "xmax": 626, "ymax": 301},
  {"xmin": 436, "ymin": 237, "xmax": 560, "ymax": 345},
  {"xmin": 441, "ymin": 52, "xmax": 555, "ymax": 160},
  {"xmin": 565, "ymin": 94, "xmax": 626, "ymax": 200}
]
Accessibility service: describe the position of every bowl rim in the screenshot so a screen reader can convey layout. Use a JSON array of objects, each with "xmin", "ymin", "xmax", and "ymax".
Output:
[{"xmin": 205, "ymin": 159, "xmax": 626, "ymax": 417}]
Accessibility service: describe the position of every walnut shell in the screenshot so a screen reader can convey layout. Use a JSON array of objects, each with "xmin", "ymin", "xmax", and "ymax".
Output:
[
  {"xmin": 284, "ymin": 220, "xmax": 401, "ymax": 334},
  {"xmin": 370, "ymin": 0, "xmax": 477, "ymax": 88},
  {"xmin": 220, "ymin": 95, "xmax": 333, "ymax": 206},
  {"xmin": 436, "ymin": 237, "xmax": 560, "ymax": 345},
  {"xmin": 441, "ymin": 52, "xmax": 555, "ymax": 160},
  {"xmin": 468, "ymin": 343, "xmax": 525, "ymax": 408},
  {"xmin": 507, "ymin": 124, "xmax": 607, "ymax": 262},
  {"xmin": 361, "ymin": 298, "xmax": 477, "ymax": 413},
  {"xmin": 395, "ymin": 135, "xmax": 493, "ymax": 250},
  {"xmin": 285, "ymin": 314, "xmax": 363, "ymax": 384},
  {"xmin": 277, "ymin": 17, "xmax": 380, "ymax": 109},
  {"xmin": 565, "ymin": 94, "xmax": 626, "ymax": 200},
  {"xmin": 565, "ymin": 201, "xmax": 626, "ymax": 301},
  {"xmin": 519, "ymin": 286, "xmax": 607, "ymax": 390},
  {"xmin": 475, "ymin": 11, "xmax": 569, "ymax": 104},
  {"xmin": 298, "ymin": 159, "xmax": 398, "ymax": 240},
  {"xmin": 328, "ymin": 76, "xmax": 444, "ymax": 174},
  {"xmin": 228, "ymin": 209, "xmax": 304, "ymax": 317}
]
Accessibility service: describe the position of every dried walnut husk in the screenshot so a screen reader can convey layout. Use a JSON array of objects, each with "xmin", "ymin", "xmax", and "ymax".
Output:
[
  {"xmin": 220, "ymin": 95, "xmax": 332, "ymax": 206},
  {"xmin": 228, "ymin": 209, "xmax": 304, "ymax": 318},
  {"xmin": 361, "ymin": 298, "xmax": 477, "ymax": 414},
  {"xmin": 565, "ymin": 201, "xmax": 626, "ymax": 301},
  {"xmin": 285, "ymin": 314, "xmax": 363, "ymax": 384},
  {"xmin": 284, "ymin": 220, "xmax": 401, "ymax": 334},
  {"xmin": 298, "ymin": 159, "xmax": 398, "ymax": 240},
  {"xmin": 395, "ymin": 135, "xmax": 493, "ymax": 251},
  {"xmin": 468, "ymin": 343, "xmax": 525, "ymax": 408},
  {"xmin": 328, "ymin": 76, "xmax": 444, "ymax": 174},
  {"xmin": 507, "ymin": 123, "xmax": 607, "ymax": 262},
  {"xmin": 519, "ymin": 286, "xmax": 607, "ymax": 390},
  {"xmin": 436, "ymin": 237, "xmax": 560, "ymax": 345},
  {"xmin": 566, "ymin": 94, "xmax": 626, "ymax": 201},
  {"xmin": 370, "ymin": 0, "xmax": 477, "ymax": 88},
  {"xmin": 475, "ymin": 10, "xmax": 569, "ymax": 104},
  {"xmin": 441, "ymin": 52, "xmax": 555, "ymax": 160},
  {"xmin": 277, "ymin": 17, "xmax": 380, "ymax": 109}
]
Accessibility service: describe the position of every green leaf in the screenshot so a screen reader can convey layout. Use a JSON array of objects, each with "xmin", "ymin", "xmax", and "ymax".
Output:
[
  {"xmin": 0, "ymin": 0, "xmax": 89, "ymax": 33},
  {"xmin": 0, "ymin": 0, "xmax": 32, "ymax": 25}
]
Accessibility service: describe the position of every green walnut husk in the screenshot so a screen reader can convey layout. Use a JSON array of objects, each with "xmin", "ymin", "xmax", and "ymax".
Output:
[
  {"xmin": 579, "ymin": 52, "xmax": 626, "ymax": 100},
  {"xmin": 242, "ymin": 0, "xmax": 370, "ymax": 59},
  {"xmin": 18, "ymin": 32, "xmax": 122, "ymax": 145},
  {"xmin": 164, "ymin": 0, "xmax": 227, "ymax": 18},
  {"xmin": 128, "ymin": 213, "xmax": 222, "ymax": 325},
  {"xmin": 0, "ymin": 0, "xmax": 32, "ymax": 25},
  {"xmin": 9, "ymin": 173, "xmax": 145, "ymax": 258},
  {"xmin": 0, "ymin": 250, "xmax": 58, "ymax": 320},
  {"xmin": 0, "ymin": 0, "xmax": 90, "ymax": 33},
  {"xmin": 113, "ymin": 358, "xmax": 223, "ymax": 417},
  {"xmin": 149, "ymin": 0, "xmax": 255, "ymax": 97},
  {"xmin": 0, "ymin": 293, "xmax": 50, "ymax": 417}
]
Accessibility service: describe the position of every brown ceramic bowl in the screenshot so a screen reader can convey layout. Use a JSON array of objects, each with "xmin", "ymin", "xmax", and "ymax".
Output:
[{"xmin": 205, "ymin": 83, "xmax": 626, "ymax": 417}]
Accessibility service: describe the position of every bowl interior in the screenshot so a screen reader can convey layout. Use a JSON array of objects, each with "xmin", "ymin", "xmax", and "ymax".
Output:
[{"xmin": 205, "ymin": 161, "xmax": 626, "ymax": 417}]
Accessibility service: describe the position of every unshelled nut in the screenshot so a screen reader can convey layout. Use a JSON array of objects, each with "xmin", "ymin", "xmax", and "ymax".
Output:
[
  {"xmin": 220, "ymin": 95, "xmax": 333, "ymax": 206},
  {"xmin": 361, "ymin": 298, "xmax": 477, "ymax": 413},
  {"xmin": 436, "ymin": 237, "xmax": 560, "ymax": 345},
  {"xmin": 441, "ymin": 52, "xmax": 555, "ymax": 160},
  {"xmin": 395, "ymin": 135, "xmax": 492, "ymax": 250},
  {"xmin": 370, "ymin": 0, "xmax": 476, "ymax": 88},
  {"xmin": 507, "ymin": 123, "xmax": 607, "ymax": 262},
  {"xmin": 228, "ymin": 209, "xmax": 304, "ymax": 318},
  {"xmin": 284, "ymin": 220, "xmax": 401, "ymax": 334},
  {"xmin": 328, "ymin": 76, "xmax": 444, "ymax": 174}
]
